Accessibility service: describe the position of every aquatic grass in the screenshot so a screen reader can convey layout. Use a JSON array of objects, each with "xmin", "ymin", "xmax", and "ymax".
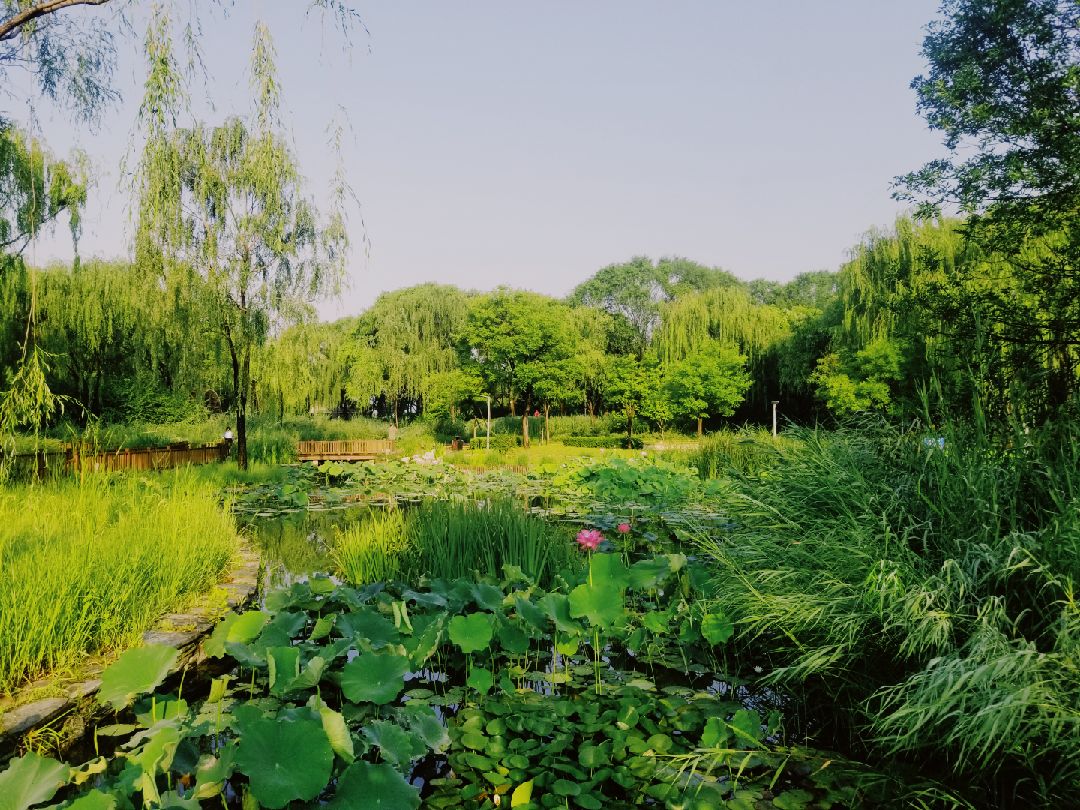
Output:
[
  {"xmin": 332, "ymin": 500, "xmax": 578, "ymax": 588},
  {"xmin": 684, "ymin": 427, "xmax": 801, "ymax": 478},
  {"xmin": 403, "ymin": 500, "xmax": 579, "ymax": 586},
  {"xmin": 330, "ymin": 509, "xmax": 411, "ymax": 586},
  {"xmin": 0, "ymin": 470, "xmax": 238, "ymax": 695}
]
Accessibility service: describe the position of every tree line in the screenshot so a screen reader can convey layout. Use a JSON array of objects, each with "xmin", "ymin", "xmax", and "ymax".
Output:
[{"xmin": 1, "ymin": 0, "xmax": 1078, "ymax": 467}]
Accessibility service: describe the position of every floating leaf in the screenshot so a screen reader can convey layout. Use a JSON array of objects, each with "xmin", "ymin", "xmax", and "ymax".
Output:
[
  {"xmin": 448, "ymin": 613, "xmax": 495, "ymax": 654},
  {"xmin": 0, "ymin": 752, "xmax": 71, "ymax": 810},
  {"xmin": 328, "ymin": 761, "xmax": 420, "ymax": 810},
  {"xmin": 234, "ymin": 707, "xmax": 333, "ymax": 808},
  {"xmin": 97, "ymin": 645, "xmax": 178, "ymax": 710},
  {"xmin": 340, "ymin": 652, "xmax": 411, "ymax": 705}
]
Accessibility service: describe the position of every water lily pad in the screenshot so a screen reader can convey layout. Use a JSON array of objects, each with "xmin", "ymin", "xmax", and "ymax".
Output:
[
  {"xmin": 0, "ymin": 751, "xmax": 71, "ymax": 810},
  {"xmin": 234, "ymin": 707, "xmax": 333, "ymax": 808},
  {"xmin": 328, "ymin": 761, "xmax": 420, "ymax": 810},
  {"xmin": 97, "ymin": 645, "xmax": 178, "ymax": 710},
  {"xmin": 448, "ymin": 612, "xmax": 495, "ymax": 654},
  {"xmin": 340, "ymin": 652, "xmax": 411, "ymax": 705}
]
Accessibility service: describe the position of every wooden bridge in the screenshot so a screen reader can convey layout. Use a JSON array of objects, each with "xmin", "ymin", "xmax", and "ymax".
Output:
[{"xmin": 296, "ymin": 439, "xmax": 396, "ymax": 462}]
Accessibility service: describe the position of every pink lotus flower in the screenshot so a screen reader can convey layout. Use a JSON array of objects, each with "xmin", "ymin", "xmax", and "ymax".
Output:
[
  {"xmin": 576, "ymin": 528, "xmax": 604, "ymax": 551},
  {"xmin": 617, "ymin": 523, "xmax": 631, "ymax": 534}
]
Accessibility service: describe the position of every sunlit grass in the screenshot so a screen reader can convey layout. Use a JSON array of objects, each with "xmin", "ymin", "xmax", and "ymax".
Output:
[{"xmin": 0, "ymin": 470, "xmax": 239, "ymax": 695}]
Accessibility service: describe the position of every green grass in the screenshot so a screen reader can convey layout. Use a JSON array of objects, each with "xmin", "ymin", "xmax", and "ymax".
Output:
[
  {"xmin": 695, "ymin": 417, "xmax": 1080, "ymax": 806},
  {"xmin": 0, "ymin": 470, "xmax": 239, "ymax": 695},
  {"xmin": 332, "ymin": 500, "xmax": 579, "ymax": 588},
  {"xmin": 447, "ymin": 440, "xmax": 644, "ymax": 470}
]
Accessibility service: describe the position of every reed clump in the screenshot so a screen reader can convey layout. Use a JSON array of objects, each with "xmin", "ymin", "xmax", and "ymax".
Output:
[
  {"xmin": 332, "ymin": 500, "xmax": 577, "ymax": 588},
  {"xmin": 0, "ymin": 470, "xmax": 238, "ymax": 695},
  {"xmin": 696, "ymin": 417, "xmax": 1080, "ymax": 807}
]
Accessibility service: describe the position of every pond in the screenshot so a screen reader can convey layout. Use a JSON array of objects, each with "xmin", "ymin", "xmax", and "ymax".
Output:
[{"xmin": 3, "ymin": 461, "xmax": 857, "ymax": 809}]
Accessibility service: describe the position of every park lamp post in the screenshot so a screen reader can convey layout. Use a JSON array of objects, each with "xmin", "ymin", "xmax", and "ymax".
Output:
[{"xmin": 771, "ymin": 400, "xmax": 780, "ymax": 437}]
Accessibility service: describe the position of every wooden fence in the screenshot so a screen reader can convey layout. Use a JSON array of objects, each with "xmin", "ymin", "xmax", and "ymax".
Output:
[
  {"xmin": 6, "ymin": 443, "xmax": 229, "ymax": 479},
  {"xmin": 296, "ymin": 439, "xmax": 396, "ymax": 462}
]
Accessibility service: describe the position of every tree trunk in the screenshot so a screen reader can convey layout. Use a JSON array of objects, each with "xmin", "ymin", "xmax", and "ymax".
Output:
[
  {"xmin": 697, "ymin": 417, "xmax": 703, "ymax": 436},
  {"xmin": 521, "ymin": 413, "xmax": 530, "ymax": 448},
  {"xmin": 237, "ymin": 350, "xmax": 250, "ymax": 470},
  {"xmin": 543, "ymin": 404, "xmax": 550, "ymax": 443}
]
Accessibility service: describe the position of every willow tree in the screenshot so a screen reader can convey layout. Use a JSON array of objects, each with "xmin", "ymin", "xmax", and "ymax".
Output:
[
  {"xmin": 655, "ymin": 285, "xmax": 796, "ymax": 417},
  {"xmin": 256, "ymin": 318, "xmax": 355, "ymax": 421},
  {"xmin": 342, "ymin": 284, "xmax": 471, "ymax": 424},
  {"xmin": 134, "ymin": 15, "xmax": 346, "ymax": 467}
]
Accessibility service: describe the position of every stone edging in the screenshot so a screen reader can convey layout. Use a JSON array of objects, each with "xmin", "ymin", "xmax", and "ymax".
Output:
[{"xmin": 0, "ymin": 541, "xmax": 261, "ymax": 761}]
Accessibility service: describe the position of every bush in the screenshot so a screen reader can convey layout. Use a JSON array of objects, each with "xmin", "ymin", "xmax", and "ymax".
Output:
[{"xmin": 562, "ymin": 435, "xmax": 644, "ymax": 449}]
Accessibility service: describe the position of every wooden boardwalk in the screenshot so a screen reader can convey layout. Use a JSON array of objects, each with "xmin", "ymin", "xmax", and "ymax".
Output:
[{"xmin": 296, "ymin": 439, "xmax": 396, "ymax": 462}]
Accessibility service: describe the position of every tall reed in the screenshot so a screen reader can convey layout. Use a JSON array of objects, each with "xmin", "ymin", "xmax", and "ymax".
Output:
[
  {"xmin": 694, "ymin": 416, "xmax": 1080, "ymax": 806},
  {"xmin": 331, "ymin": 500, "xmax": 577, "ymax": 587},
  {"xmin": 0, "ymin": 470, "xmax": 238, "ymax": 695}
]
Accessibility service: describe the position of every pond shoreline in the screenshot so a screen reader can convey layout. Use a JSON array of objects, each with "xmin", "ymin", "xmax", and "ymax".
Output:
[{"xmin": 0, "ymin": 540, "xmax": 261, "ymax": 764}]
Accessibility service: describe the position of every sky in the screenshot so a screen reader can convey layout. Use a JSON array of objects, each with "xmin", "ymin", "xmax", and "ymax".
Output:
[{"xmin": 14, "ymin": 1, "xmax": 946, "ymax": 318}]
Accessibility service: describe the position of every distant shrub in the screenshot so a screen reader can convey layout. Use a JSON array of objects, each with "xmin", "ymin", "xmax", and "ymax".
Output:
[{"xmin": 562, "ymin": 435, "xmax": 644, "ymax": 449}]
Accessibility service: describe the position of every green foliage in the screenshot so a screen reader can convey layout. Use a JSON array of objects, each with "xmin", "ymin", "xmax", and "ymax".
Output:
[
  {"xmin": 0, "ymin": 470, "xmax": 237, "ymax": 694},
  {"xmin": 133, "ymin": 16, "xmax": 346, "ymax": 469},
  {"xmin": 0, "ymin": 550, "xmax": 856, "ymax": 809},
  {"xmin": 561, "ymin": 435, "xmax": 644, "ymax": 449},
  {"xmin": 665, "ymin": 342, "xmax": 751, "ymax": 430}
]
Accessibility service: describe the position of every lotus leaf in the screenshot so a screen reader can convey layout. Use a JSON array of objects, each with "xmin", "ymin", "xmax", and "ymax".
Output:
[
  {"xmin": 467, "ymin": 665, "xmax": 494, "ymax": 694},
  {"xmin": 233, "ymin": 706, "xmax": 333, "ymax": 808},
  {"xmin": 700, "ymin": 612, "xmax": 734, "ymax": 645},
  {"xmin": 568, "ymin": 580, "xmax": 625, "ymax": 628},
  {"xmin": 328, "ymin": 761, "xmax": 420, "ymax": 810},
  {"xmin": 340, "ymin": 651, "xmax": 411, "ymax": 704},
  {"xmin": 0, "ymin": 752, "xmax": 70, "ymax": 810},
  {"xmin": 66, "ymin": 791, "xmax": 116, "ymax": 810},
  {"xmin": 362, "ymin": 720, "xmax": 425, "ymax": 769},
  {"xmin": 204, "ymin": 610, "xmax": 269, "ymax": 658},
  {"xmin": 97, "ymin": 645, "xmax": 178, "ymax": 710},
  {"xmin": 448, "ymin": 612, "xmax": 495, "ymax": 653}
]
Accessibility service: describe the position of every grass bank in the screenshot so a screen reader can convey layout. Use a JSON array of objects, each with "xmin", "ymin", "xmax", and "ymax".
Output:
[{"xmin": 0, "ymin": 471, "xmax": 239, "ymax": 695}]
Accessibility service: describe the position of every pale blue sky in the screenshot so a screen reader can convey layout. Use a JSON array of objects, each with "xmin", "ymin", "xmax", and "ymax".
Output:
[{"xmin": 17, "ymin": 1, "xmax": 945, "ymax": 316}]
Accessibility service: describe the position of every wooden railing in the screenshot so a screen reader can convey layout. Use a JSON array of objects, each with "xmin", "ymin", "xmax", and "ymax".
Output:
[
  {"xmin": 6, "ymin": 444, "xmax": 229, "ymax": 479},
  {"xmin": 295, "ymin": 438, "xmax": 397, "ymax": 462},
  {"xmin": 296, "ymin": 439, "xmax": 396, "ymax": 461}
]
